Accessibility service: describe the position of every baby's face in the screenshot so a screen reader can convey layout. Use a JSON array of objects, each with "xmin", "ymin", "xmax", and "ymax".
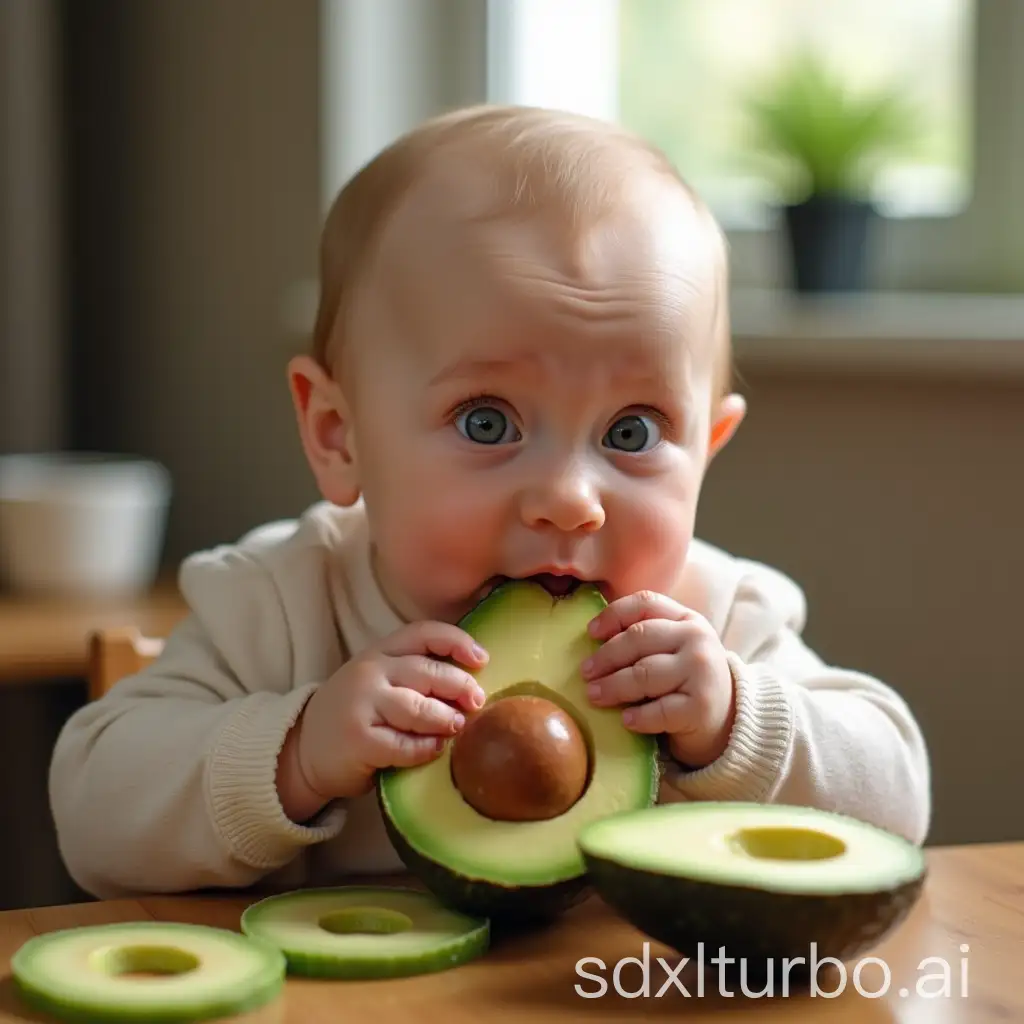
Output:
[{"xmin": 337, "ymin": 172, "xmax": 731, "ymax": 625}]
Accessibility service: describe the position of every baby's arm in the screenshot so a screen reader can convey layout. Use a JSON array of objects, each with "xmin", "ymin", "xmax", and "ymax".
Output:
[
  {"xmin": 48, "ymin": 551, "xmax": 346, "ymax": 900},
  {"xmin": 663, "ymin": 566, "xmax": 931, "ymax": 845}
]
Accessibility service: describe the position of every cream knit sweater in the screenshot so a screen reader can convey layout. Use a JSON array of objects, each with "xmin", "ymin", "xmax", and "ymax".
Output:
[{"xmin": 48, "ymin": 501, "xmax": 931, "ymax": 900}]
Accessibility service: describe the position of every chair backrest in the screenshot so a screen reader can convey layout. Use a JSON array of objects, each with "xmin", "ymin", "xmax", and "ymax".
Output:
[{"xmin": 87, "ymin": 626, "xmax": 165, "ymax": 701}]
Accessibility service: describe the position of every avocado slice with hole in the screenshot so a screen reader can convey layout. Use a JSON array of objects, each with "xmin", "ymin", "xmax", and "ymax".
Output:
[
  {"xmin": 377, "ymin": 579, "xmax": 660, "ymax": 922},
  {"xmin": 577, "ymin": 802, "xmax": 927, "ymax": 976},
  {"xmin": 11, "ymin": 921, "xmax": 286, "ymax": 1022},
  {"xmin": 240, "ymin": 885, "xmax": 489, "ymax": 978}
]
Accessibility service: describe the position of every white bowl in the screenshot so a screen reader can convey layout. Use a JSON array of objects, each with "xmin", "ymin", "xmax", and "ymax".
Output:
[{"xmin": 0, "ymin": 452, "xmax": 172, "ymax": 598}]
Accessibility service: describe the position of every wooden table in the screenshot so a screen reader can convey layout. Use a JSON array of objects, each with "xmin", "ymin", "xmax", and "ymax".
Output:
[
  {"xmin": 0, "ymin": 842, "xmax": 1020, "ymax": 1022},
  {"xmin": 0, "ymin": 579, "xmax": 187, "ymax": 684}
]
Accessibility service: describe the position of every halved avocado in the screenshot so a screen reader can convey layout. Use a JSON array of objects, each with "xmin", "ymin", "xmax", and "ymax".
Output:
[
  {"xmin": 11, "ymin": 921, "xmax": 285, "ymax": 1023},
  {"xmin": 377, "ymin": 579, "xmax": 660, "ymax": 922},
  {"xmin": 578, "ymin": 802, "xmax": 927, "ymax": 975},
  {"xmin": 240, "ymin": 886, "xmax": 489, "ymax": 978}
]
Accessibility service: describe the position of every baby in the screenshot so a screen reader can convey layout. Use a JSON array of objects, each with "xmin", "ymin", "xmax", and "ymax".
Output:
[{"xmin": 48, "ymin": 105, "xmax": 931, "ymax": 900}]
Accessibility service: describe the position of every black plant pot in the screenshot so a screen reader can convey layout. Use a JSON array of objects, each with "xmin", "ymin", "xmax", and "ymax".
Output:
[{"xmin": 783, "ymin": 195, "xmax": 874, "ymax": 293}]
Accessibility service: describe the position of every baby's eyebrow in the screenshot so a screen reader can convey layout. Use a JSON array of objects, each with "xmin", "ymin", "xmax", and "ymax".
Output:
[{"xmin": 428, "ymin": 356, "xmax": 535, "ymax": 387}]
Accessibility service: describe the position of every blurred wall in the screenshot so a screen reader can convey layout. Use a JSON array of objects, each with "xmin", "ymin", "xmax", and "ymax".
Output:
[
  {"xmin": 0, "ymin": 0, "xmax": 328, "ymax": 913},
  {"xmin": 0, "ymin": 0, "xmax": 66, "ymax": 452},
  {"xmin": 63, "ymin": 0, "xmax": 323, "ymax": 560},
  {"xmin": 696, "ymin": 365, "xmax": 1024, "ymax": 847}
]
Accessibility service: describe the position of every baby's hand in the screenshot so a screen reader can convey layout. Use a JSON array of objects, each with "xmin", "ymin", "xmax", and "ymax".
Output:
[
  {"xmin": 281, "ymin": 622, "xmax": 487, "ymax": 814},
  {"xmin": 582, "ymin": 591, "xmax": 735, "ymax": 769}
]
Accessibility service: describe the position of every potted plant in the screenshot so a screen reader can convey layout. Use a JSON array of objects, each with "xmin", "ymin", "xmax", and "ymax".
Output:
[{"xmin": 741, "ymin": 51, "xmax": 920, "ymax": 292}]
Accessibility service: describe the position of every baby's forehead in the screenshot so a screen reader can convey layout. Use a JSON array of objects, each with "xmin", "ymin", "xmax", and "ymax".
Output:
[
  {"xmin": 377, "ymin": 138, "xmax": 722, "ymax": 313},
  {"xmin": 362, "ymin": 173, "xmax": 720, "ymax": 400},
  {"xmin": 396, "ymin": 130, "xmax": 706, "ymax": 241},
  {"xmin": 318, "ymin": 111, "xmax": 728, "ymax": 394}
]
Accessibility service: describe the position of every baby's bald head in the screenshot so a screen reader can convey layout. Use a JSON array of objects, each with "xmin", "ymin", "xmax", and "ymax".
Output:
[{"xmin": 311, "ymin": 104, "xmax": 732, "ymax": 405}]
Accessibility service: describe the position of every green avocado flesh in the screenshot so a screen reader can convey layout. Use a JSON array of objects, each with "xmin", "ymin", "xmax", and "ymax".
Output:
[
  {"xmin": 240, "ymin": 886, "xmax": 489, "ymax": 978},
  {"xmin": 378, "ymin": 580, "xmax": 660, "ymax": 921},
  {"xmin": 578, "ymin": 802, "xmax": 927, "ymax": 969},
  {"xmin": 10, "ymin": 921, "xmax": 285, "ymax": 1023}
]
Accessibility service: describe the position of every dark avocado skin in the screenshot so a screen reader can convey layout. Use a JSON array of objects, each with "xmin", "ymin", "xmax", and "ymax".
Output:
[
  {"xmin": 582, "ymin": 852, "xmax": 927, "ymax": 980},
  {"xmin": 377, "ymin": 779, "xmax": 591, "ymax": 924}
]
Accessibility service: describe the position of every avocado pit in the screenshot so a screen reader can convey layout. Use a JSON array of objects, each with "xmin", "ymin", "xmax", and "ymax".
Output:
[{"xmin": 450, "ymin": 694, "xmax": 590, "ymax": 821}]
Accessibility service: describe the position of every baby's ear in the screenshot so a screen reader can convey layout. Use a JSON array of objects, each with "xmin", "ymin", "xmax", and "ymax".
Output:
[
  {"xmin": 288, "ymin": 354, "xmax": 361, "ymax": 506},
  {"xmin": 708, "ymin": 393, "xmax": 746, "ymax": 460}
]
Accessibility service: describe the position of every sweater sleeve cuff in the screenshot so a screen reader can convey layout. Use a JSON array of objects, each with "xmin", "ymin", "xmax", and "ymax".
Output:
[
  {"xmin": 205, "ymin": 683, "xmax": 346, "ymax": 871},
  {"xmin": 661, "ymin": 653, "xmax": 793, "ymax": 801}
]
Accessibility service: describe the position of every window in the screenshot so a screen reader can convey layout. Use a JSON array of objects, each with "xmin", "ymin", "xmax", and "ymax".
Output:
[
  {"xmin": 484, "ymin": 0, "xmax": 1024, "ymax": 294},
  {"xmin": 618, "ymin": 0, "xmax": 973, "ymax": 228},
  {"xmin": 316, "ymin": 0, "xmax": 1024, "ymax": 296}
]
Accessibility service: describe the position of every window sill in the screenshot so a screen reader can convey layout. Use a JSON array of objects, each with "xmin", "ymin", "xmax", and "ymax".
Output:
[{"xmin": 731, "ymin": 289, "xmax": 1024, "ymax": 380}]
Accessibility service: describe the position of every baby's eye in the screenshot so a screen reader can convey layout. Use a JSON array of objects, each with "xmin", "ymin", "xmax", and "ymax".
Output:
[
  {"xmin": 455, "ymin": 404, "xmax": 521, "ymax": 445},
  {"xmin": 603, "ymin": 414, "xmax": 661, "ymax": 453}
]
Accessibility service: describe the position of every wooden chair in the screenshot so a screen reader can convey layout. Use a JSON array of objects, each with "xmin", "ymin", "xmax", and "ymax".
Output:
[{"xmin": 87, "ymin": 626, "xmax": 165, "ymax": 701}]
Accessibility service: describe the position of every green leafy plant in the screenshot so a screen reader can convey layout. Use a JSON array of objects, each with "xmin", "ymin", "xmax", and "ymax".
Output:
[{"xmin": 740, "ymin": 50, "xmax": 921, "ymax": 204}]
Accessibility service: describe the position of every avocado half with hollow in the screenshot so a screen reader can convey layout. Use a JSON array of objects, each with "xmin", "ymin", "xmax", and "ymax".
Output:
[
  {"xmin": 11, "ymin": 921, "xmax": 285, "ymax": 1023},
  {"xmin": 578, "ymin": 802, "xmax": 927, "ymax": 974},
  {"xmin": 378, "ymin": 579, "xmax": 660, "ymax": 922}
]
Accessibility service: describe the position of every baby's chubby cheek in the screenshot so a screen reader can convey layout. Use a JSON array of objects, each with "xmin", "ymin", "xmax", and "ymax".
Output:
[
  {"xmin": 376, "ymin": 486, "xmax": 505, "ymax": 591},
  {"xmin": 603, "ymin": 496, "xmax": 695, "ymax": 601}
]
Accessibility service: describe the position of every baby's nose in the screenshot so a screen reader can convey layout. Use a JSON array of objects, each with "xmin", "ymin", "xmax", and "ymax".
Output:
[{"xmin": 519, "ymin": 466, "xmax": 605, "ymax": 533}]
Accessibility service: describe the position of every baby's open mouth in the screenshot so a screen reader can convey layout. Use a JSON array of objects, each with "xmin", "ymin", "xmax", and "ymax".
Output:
[
  {"xmin": 479, "ymin": 573, "xmax": 602, "ymax": 600},
  {"xmin": 525, "ymin": 573, "xmax": 582, "ymax": 597}
]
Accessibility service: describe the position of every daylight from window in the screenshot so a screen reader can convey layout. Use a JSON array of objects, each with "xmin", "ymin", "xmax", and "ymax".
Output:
[{"xmin": 618, "ymin": 0, "xmax": 973, "ymax": 227}]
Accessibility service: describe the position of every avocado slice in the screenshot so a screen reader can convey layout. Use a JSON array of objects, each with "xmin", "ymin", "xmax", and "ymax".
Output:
[
  {"xmin": 578, "ymin": 802, "xmax": 927, "ymax": 976},
  {"xmin": 11, "ymin": 920, "xmax": 285, "ymax": 1022},
  {"xmin": 378, "ymin": 579, "xmax": 660, "ymax": 922},
  {"xmin": 239, "ymin": 885, "xmax": 489, "ymax": 978}
]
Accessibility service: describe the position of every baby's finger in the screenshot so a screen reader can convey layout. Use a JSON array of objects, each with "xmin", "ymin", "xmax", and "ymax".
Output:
[
  {"xmin": 586, "ymin": 653, "xmax": 682, "ymax": 707},
  {"xmin": 589, "ymin": 590, "xmax": 690, "ymax": 640},
  {"xmin": 378, "ymin": 685, "xmax": 465, "ymax": 736},
  {"xmin": 582, "ymin": 618, "xmax": 682, "ymax": 682},
  {"xmin": 621, "ymin": 693, "xmax": 694, "ymax": 735},
  {"xmin": 367, "ymin": 725, "xmax": 446, "ymax": 768},
  {"xmin": 380, "ymin": 620, "xmax": 489, "ymax": 669},
  {"xmin": 389, "ymin": 655, "xmax": 486, "ymax": 711}
]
